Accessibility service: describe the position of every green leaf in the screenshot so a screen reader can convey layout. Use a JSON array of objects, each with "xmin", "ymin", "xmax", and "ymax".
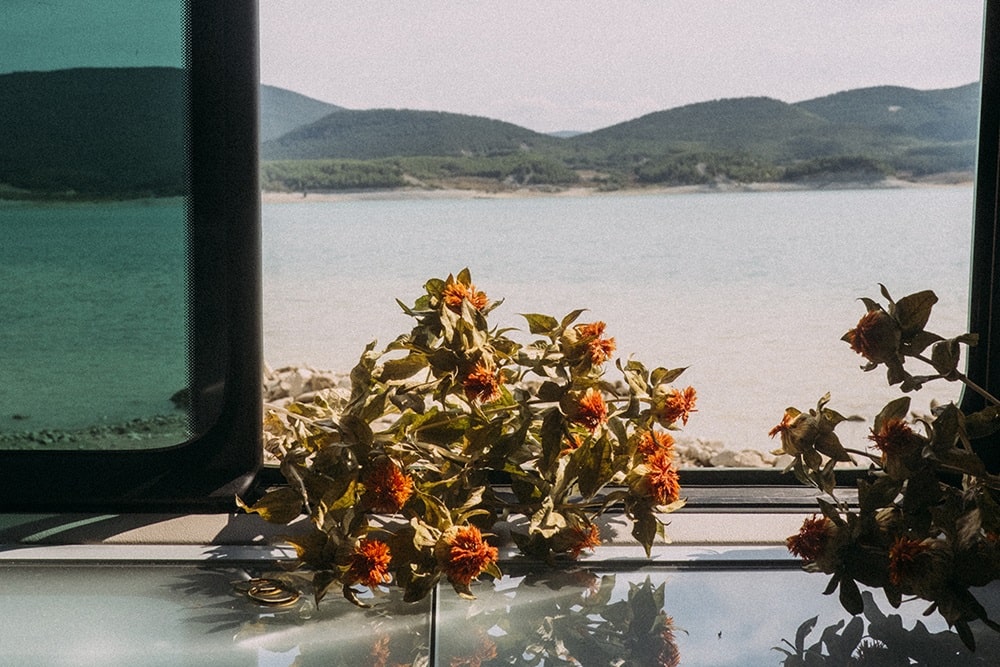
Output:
[
  {"xmin": 650, "ymin": 367, "xmax": 686, "ymax": 386},
  {"xmin": 536, "ymin": 380, "xmax": 565, "ymax": 402},
  {"xmin": 965, "ymin": 405, "xmax": 1000, "ymax": 439},
  {"xmin": 559, "ymin": 308, "xmax": 588, "ymax": 329},
  {"xmin": 521, "ymin": 312, "xmax": 559, "ymax": 335},
  {"xmin": 892, "ymin": 289, "xmax": 937, "ymax": 336},
  {"xmin": 838, "ymin": 576, "xmax": 864, "ymax": 615},
  {"xmin": 873, "ymin": 396, "xmax": 910, "ymax": 434},
  {"xmin": 337, "ymin": 414, "xmax": 373, "ymax": 449},
  {"xmin": 313, "ymin": 570, "xmax": 339, "ymax": 605},
  {"xmin": 236, "ymin": 487, "xmax": 303, "ymax": 524},
  {"xmin": 539, "ymin": 408, "xmax": 566, "ymax": 474},
  {"xmin": 631, "ymin": 506, "xmax": 658, "ymax": 557},
  {"xmin": 424, "ymin": 277, "xmax": 446, "ymax": 297},
  {"xmin": 930, "ymin": 339, "xmax": 960, "ymax": 376},
  {"xmin": 575, "ymin": 435, "xmax": 611, "ymax": 499},
  {"xmin": 380, "ymin": 353, "xmax": 428, "ymax": 381},
  {"xmin": 794, "ymin": 616, "xmax": 819, "ymax": 653}
]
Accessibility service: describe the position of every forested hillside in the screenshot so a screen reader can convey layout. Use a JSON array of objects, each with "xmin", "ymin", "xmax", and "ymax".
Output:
[
  {"xmin": 0, "ymin": 67, "xmax": 979, "ymax": 198},
  {"xmin": 0, "ymin": 67, "xmax": 188, "ymax": 197}
]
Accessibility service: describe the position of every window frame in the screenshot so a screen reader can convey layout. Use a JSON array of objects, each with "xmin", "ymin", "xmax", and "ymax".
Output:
[
  {"xmin": 3, "ymin": 1, "xmax": 998, "ymax": 511},
  {"xmin": 0, "ymin": 1, "xmax": 262, "ymax": 512}
]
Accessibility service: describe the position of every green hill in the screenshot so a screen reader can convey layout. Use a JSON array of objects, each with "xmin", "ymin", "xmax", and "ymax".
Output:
[
  {"xmin": 0, "ymin": 67, "xmax": 188, "ymax": 197},
  {"xmin": 563, "ymin": 97, "xmax": 832, "ymax": 163},
  {"xmin": 261, "ymin": 108, "xmax": 563, "ymax": 160},
  {"xmin": 260, "ymin": 85, "xmax": 343, "ymax": 143},
  {"xmin": 0, "ymin": 67, "xmax": 980, "ymax": 198},
  {"xmin": 796, "ymin": 83, "xmax": 979, "ymax": 142}
]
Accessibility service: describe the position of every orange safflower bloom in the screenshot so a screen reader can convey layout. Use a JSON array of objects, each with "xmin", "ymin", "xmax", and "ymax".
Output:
[
  {"xmin": 572, "ymin": 387, "xmax": 608, "ymax": 431},
  {"xmin": 362, "ymin": 457, "xmax": 414, "ymax": 513},
  {"xmin": 888, "ymin": 536, "xmax": 931, "ymax": 587},
  {"xmin": 768, "ymin": 411, "xmax": 795, "ymax": 439},
  {"xmin": 868, "ymin": 418, "xmax": 921, "ymax": 460},
  {"xmin": 367, "ymin": 633, "xmax": 391, "ymax": 667},
  {"xmin": 346, "ymin": 538, "xmax": 393, "ymax": 589},
  {"xmin": 448, "ymin": 630, "xmax": 498, "ymax": 667},
  {"xmin": 560, "ymin": 433, "xmax": 585, "ymax": 456},
  {"xmin": 637, "ymin": 430, "xmax": 675, "ymax": 457},
  {"xmin": 462, "ymin": 362, "xmax": 501, "ymax": 402},
  {"xmin": 442, "ymin": 281, "xmax": 488, "ymax": 312},
  {"xmin": 786, "ymin": 515, "xmax": 833, "ymax": 563},
  {"xmin": 645, "ymin": 450, "xmax": 681, "ymax": 505},
  {"xmin": 655, "ymin": 617, "xmax": 681, "ymax": 667},
  {"xmin": 576, "ymin": 321, "xmax": 617, "ymax": 365},
  {"xmin": 844, "ymin": 309, "xmax": 899, "ymax": 364},
  {"xmin": 655, "ymin": 386, "xmax": 697, "ymax": 426},
  {"xmin": 437, "ymin": 525, "xmax": 499, "ymax": 587},
  {"xmin": 567, "ymin": 522, "xmax": 602, "ymax": 558}
]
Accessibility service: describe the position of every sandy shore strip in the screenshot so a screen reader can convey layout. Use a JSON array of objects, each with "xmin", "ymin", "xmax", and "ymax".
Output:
[{"xmin": 260, "ymin": 174, "xmax": 972, "ymax": 204}]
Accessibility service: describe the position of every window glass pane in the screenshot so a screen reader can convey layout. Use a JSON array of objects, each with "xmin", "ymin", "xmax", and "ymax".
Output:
[
  {"xmin": 0, "ymin": 2, "xmax": 191, "ymax": 450},
  {"xmin": 259, "ymin": 2, "xmax": 984, "ymax": 467}
]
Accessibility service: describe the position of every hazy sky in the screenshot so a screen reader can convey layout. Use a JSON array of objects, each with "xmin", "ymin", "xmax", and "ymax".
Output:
[
  {"xmin": 260, "ymin": 1, "xmax": 986, "ymax": 133},
  {"xmin": 1, "ymin": 2, "xmax": 186, "ymax": 73}
]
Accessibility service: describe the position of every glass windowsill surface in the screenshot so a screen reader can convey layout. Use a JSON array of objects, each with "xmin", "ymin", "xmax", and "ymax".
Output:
[{"xmin": 1, "ymin": 545, "xmax": 998, "ymax": 665}]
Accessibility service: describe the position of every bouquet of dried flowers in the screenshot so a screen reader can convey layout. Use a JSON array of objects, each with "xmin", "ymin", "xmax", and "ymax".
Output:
[
  {"xmin": 775, "ymin": 285, "xmax": 1000, "ymax": 650},
  {"xmin": 240, "ymin": 269, "xmax": 694, "ymax": 606}
]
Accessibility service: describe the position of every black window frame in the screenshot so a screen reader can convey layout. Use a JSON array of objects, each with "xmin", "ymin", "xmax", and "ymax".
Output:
[
  {"xmin": 0, "ymin": 1, "xmax": 262, "ymax": 512},
  {"xmin": 2, "ymin": 1, "xmax": 998, "ymax": 511}
]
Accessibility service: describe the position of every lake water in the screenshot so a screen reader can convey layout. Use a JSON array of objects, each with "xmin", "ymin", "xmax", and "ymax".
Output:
[
  {"xmin": 1, "ymin": 199, "xmax": 190, "ymax": 438},
  {"xmin": 263, "ymin": 186, "xmax": 974, "ymax": 454},
  {"xmin": 1, "ymin": 187, "xmax": 975, "ymax": 455}
]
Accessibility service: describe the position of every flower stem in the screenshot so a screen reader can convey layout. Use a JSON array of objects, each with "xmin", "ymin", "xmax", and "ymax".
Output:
[{"xmin": 913, "ymin": 353, "xmax": 1000, "ymax": 406}]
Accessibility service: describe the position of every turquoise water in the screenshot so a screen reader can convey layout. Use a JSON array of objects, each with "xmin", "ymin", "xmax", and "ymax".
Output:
[
  {"xmin": 1, "ymin": 199, "xmax": 189, "ymax": 435},
  {"xmin": 262, "ymin": 186, "xmax": 974, "ymax": 453}
]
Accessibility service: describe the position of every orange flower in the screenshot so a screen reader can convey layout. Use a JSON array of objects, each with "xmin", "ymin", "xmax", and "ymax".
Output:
[
  {"xmin": 655, "ymin": 616, "xmax": 681, "ymax": 667},
  {"xmin": 367, "ymin": 633, "xmax": 391, "ymax": 667},
  {"xmin": 571, "ymin": 387, "xmax": 608, "ymax": 431},
  {"xmin": 346, "ymin": 538, "xmax": 392, "ymax": 589},
  {"xmin": 437, "ymin": 524, "xmax": 499, "ymax": 587},
  {"xmin": 844, "ymin": 309, "xmax": 900, "ymax": 364},
  {"xmin": 868, "ymin": 418, "xmax": 921, "ymax": 460},
  {"xmin": 442, "ymin": 280, "xmax": 488, "ymax": 312},
  {"xmin": 567, "ymin": 522, "xmax": 601, "ymax": 558},
  {"xmin": 645, "ymin": 450, "xmax": 681, "ymax": 505},
  {"xmin": 362, "ymin": 457, "xmax": 414, "ymax": 513},
  {"xmin": 786, "ymin": 515, "xmax": 833, "ymax": 563},
  {"xmin": 768, "ymin": 411, "xmax": 795, "ymax": 439},
  {"xmin": 888, "ymin": 536, "xmax": 931, "ymax": 587},
  {"xmin": 637, "ymin": 430, "xmax": 675, "ymax": 457},
  {"xmin": 448, "ymin": 630, "xmax": 498, "ymax": 667},
  {"xmin": 653, "ymin": 386, "xmax": 697, "ymax": 426},
  {"xmin": 462, "ymin": 361, "xmax": 501, "ymax": 402},
  {"xmin": 576, "ymin": 321, "xmax": 617, "ymax": 365},
  {"xmin": 560, "ymin": 433, "xmax": 585, "ymax": 456}
]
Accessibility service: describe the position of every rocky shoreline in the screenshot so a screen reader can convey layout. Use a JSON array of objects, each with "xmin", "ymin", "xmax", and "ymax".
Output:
[{"xmin": 0, "ymin": 413, "xmax": 189, "ymax": 450}]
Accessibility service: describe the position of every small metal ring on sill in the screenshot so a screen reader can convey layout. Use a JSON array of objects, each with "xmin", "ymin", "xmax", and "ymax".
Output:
[{"xmin": 237, "ymin": 577, "xmax": 301, "ymax": 607}]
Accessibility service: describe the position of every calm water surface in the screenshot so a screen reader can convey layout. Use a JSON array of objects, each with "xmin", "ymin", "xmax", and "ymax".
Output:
[
  {"xmin": 263, "ymin": 186, "xmax": 974, "ymax": 454},
  {"xmin": 2, "ymin": 199, "xmax": 188, "ymax": 435}
]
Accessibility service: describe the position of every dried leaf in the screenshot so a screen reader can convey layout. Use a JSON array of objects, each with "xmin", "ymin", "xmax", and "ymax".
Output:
[{"xmin": 236, "ymin": 487, "xmax": 303, "ymax": 524}]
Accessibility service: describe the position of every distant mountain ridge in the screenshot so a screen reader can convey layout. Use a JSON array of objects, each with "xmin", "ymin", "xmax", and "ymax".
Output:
[
  {"xmin": 0, "ymin": 66, "xmax": 980, "ymax": 198},
  {"xmin": 260, "ymin": 85, "xmax": 343, "ymax": 142},
  {"xmin": 261, "ymin": 81, "xmax": 979, "ymax": 188}
]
